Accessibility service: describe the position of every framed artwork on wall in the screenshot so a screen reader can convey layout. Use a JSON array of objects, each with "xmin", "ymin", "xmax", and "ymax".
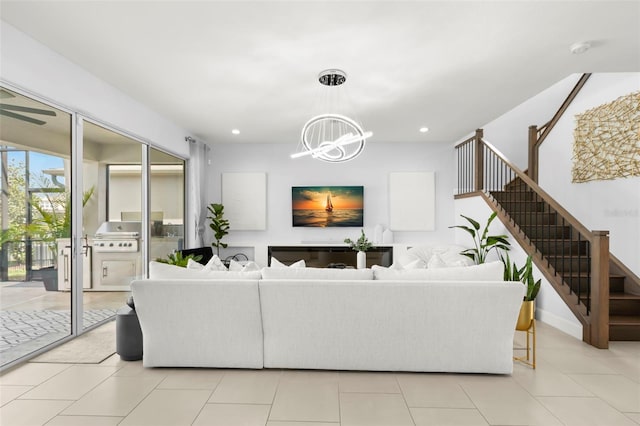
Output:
[
  {"xmin": 292, "ymin": 186, "xmax": 364, "ymax": 227},
  {"xmin": 222, "ymin": 172, "xmax": 267, "ymax": 230},
  {"xmin": 389, "ymin": 172, "xmax": 435, "ymax": 231}
]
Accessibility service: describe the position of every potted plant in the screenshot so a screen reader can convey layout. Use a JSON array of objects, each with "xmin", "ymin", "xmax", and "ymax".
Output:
[
  {"xmin": 29, "ymin": 186, "xmax": 95, "ymax": 291},
  {"xmin": 449, "ymin": 211, "xmax": 511, "ymax": 264},
  {"xmin": 207, "ymin": 203, "xmax": 229, "ymax": 256},
  {"xmin": 501, "ymin": 253, "xmax": 541, "ymax": 330},
  {"xmin": 344, "ymin": 229, "xmax": 373, "ymax": 269},
  {"xmin": 156, "ymin": 251, "xmax": 203, "ymax": 268}
]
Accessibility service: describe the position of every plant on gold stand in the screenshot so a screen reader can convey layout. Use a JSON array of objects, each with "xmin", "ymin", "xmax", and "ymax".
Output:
[{"xmin": 502, "ymin": 253, "xmax": 541, "ymax": 368}]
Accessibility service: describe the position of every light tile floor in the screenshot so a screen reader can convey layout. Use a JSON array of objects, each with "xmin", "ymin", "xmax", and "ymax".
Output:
[
  {"xmin": 0, "ymin": 321, "xmax": 638, "ymax": 426},
  {"xmin": 0, "ymin": 281, "xmax": 126, "ymax": 366}
]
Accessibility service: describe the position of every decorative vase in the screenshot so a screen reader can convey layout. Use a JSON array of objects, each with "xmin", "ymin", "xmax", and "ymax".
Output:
[
  {"xmin": 516, "ymin": 300, "xmax": 535, "ymax": 331},
  {"xmin": 357, "ymin": 251, "xmax": 366, "ymax": 269},
  {"xmin": 374, "ymin": 224, "xmax": 384, "ymax": 244}
]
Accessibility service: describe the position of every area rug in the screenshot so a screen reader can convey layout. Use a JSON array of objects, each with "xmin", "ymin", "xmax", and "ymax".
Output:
[
  {"xmin": 6, "ymin": 281, "xmax": 45, "ymax": 288},
  {"xmin": 30, "ymin": 320, "xmax": 116, "ymax": 364}
]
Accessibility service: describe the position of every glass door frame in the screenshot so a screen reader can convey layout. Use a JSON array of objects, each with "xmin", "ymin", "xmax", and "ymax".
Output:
[
  {"xmin": 0, "ymin": 81, "xmax": 76, "ymax": 371},
  {"xmin": 0, "ymin": 80, "xmax": 189, "ymax": 371}
]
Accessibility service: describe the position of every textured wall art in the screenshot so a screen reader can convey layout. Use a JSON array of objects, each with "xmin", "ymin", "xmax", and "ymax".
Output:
[{"xmin": 572, "ymin": 91, "xmax": 640, "ymax": 183}]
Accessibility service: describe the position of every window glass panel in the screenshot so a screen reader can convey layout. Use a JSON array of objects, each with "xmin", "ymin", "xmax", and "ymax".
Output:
[
  {"xmin": 0, "ymin": 86, "xmax": 72, "ymax": 366},
  {"xmin": 83, "ymin": 121, "xmax": 142, "ymax": 330},
  {"xmin": 149, "ymin": 148, "xmax": 185, "ymax": 261}
]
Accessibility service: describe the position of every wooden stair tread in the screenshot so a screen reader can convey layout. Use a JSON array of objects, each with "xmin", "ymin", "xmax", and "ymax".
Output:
[
  {"xmin": 609, "ymin": 293, "xmax": 640, "ymax": 300},
  {"xmin": 562, "ymin": 273, "xmax": 625, "ymax": 279},
  {"xmin": 609, "ymin": 315, "xmax": 640, "ymax": 325}
]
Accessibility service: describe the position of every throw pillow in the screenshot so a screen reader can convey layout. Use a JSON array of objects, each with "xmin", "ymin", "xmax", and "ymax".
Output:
[
  {"xmin": 242, "ymin": 261, "xmax": 261, "ymax": 272},
  {"xmin": 229, "ymin": 259, "xmax": 261, "ymax": 272},
  {"xmin": 372, "ymin": 261, "xmax": 503, "ymax": 281},
  {"xmin": 404, "ymin": 258, "xmax": 427, "ymax": 269},
  {"xmin": 427, "ymin": 253, "xmax": 447, "ymax": 268},
  {"xmin": 186, "ymin": 259, "xmax": 204, "ymax": 270},
  {"xmin": 270, "ymin": 256, "xmax": 306, "ymax": 268},
  {"xmin": 228, "ymin": 259, "xmax": 243, "ymax": 271},
  {"xmin": 203, "ymin": 254, "xmax": 227, "ymax": 271}
]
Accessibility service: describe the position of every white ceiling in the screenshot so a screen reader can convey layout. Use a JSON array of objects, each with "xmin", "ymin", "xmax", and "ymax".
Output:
[{"xmin": 1, "ymin": 1, "xmax": 639, "ymax": 146}]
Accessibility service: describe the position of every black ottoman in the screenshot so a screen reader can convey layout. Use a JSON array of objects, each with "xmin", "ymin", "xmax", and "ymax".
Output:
[{"xmin": 116, "ymin": 305, "xmax": 143, "ymax": 361}]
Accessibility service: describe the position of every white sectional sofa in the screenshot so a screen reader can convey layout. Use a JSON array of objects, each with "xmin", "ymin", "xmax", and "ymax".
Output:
[{"xmin": 131, "ymin": 258, "xmax": 525, "ymax": 374}]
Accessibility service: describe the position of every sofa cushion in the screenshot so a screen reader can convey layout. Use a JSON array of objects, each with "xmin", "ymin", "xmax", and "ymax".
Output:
[
  {"xmin": 261, "ymin": 267, "xmax": 374, "ymax": 280},
  {"xmin": 372, "ymin": 261, "xmax": 503, "ymax": 281}
]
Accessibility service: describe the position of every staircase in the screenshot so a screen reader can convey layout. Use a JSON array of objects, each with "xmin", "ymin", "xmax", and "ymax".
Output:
[
  {"xmin": 491, "ymin": 177, "xmax": 640, "ymax": 342},
  {"xmin": 454, "ymin": 131, "xmax": 640, "ymax": 348}
]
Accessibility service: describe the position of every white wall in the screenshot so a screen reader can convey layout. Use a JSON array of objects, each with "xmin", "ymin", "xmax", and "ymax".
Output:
[
  {"xmin": 459, "ymin": 72, "xmax": 640, "ymax": 276},
  {"xmin": 539, "ymin": 73, "xmax": 640, "ymax": 276},
  {"xmin": 0, "ymin": 21, "xmax": 190, "ymax": 158},
  {"xmin": 454, "ymin": 196, "xmax": 583, "ymax": 340},
  {"xmin": 207, "ymin": 141, "xmax": 457, "ymax": 261},
  {"xmin": 479, "ymin": 74, "xmax": 583, "ymax": 169}
]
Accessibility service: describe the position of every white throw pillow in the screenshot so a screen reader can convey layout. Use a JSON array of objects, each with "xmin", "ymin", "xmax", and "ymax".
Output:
[
  {"xmin": 404, "ymin": 258, "xmax": 427, "ymax": 269},
  {"xmin": 204, "ymin": 255, "xmax": 227, "ymax": 271},
  {"xmin": 270, "ymin": 257, "xmax": 306, "ymax": 268},
  {"xmin": 229, "ymin": 259, "xmax": 261, "ymax": 272},
  {"xmin": 372, "ymin": 261, "xmax": 503, "ymax": 281},
  {"xmin": 242, "ymin": 261, "xmax": 261, "ymax": 272},
  {"xmin": 261, "ymin": 267, "xmax": 373, "ymax": 280},
  {"xmin": 427, "ymin": 253, "xmax": 447, "ymax": 268},
  {"xmin": 228, "ymin": 259, "xmax": 243, "ymax": 271},
  {"xmin": 400, "ymin": 245, "xmax": 474, "ymax": 268},
  {"xmin": 186, "ymin": 259, "xmax": 204, "ymax": 270}
]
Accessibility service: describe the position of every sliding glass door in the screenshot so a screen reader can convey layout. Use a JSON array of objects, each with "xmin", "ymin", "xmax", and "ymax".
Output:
[
  {"xmin": 1, "ymin": 86, "xmax": 188, "ymax": 368},
  {"xmin": 0, "ymin": 87, "xmax": 73, "ymax": 366},
  {"xmin": 149, "ymin": 148, "xmax": 185, "ymax": 262},
  {"xmin": 80, "ymin": 120, "xmax": 144, "ymax": 330}
]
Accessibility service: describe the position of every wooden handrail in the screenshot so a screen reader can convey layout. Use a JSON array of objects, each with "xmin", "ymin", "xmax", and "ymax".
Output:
[
  {"xmin": 537, "ymin": 73, "xmax": 591, "ymax": 147},
  {"xmin": 482, "ymin": 138, "xmax": 596, "ymax": 242},
  {"xmin": 454, "ymin": 135, "xmax": 475, "ymax": 149},
  {"xmin": 528, "ymin": 73, "xmax": 591, "ymax": 182}
]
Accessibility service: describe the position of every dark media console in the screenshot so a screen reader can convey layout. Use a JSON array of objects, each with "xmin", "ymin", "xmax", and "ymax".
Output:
[{"xmin": 267, "ymin": 245, "xmax": 393, "ymax": 268}]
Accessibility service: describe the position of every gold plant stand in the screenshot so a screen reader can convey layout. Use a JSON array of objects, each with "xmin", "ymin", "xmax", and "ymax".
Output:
[{"xmin": 514, "ymin": 300, "xmax": 536, "ymax": 369}]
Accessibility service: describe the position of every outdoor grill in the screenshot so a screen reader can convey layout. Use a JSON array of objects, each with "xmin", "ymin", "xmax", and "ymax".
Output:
[{"xmin": 91, "ymin": 221, "xmax": 142, "ymax": 291}]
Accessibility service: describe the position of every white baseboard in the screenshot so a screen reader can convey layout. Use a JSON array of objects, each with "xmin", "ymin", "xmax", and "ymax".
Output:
[{"xmin": 536, "ymin": 308, "xmax": 583, "ymax": 340}]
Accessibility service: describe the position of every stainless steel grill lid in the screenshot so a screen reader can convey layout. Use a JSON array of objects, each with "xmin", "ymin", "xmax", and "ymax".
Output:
[{"xmin": 94, "ymin": 221, "xmax": 141, "ymax": 239}]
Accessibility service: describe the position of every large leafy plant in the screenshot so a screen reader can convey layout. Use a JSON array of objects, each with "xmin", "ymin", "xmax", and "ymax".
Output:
[
  {"xmin": 207, "ymin": 203, "xmax": 229, "ymax": 256},
  {"xmin": 156, "ymin": 251, "xmax": 203, "ymax": 268},
  {"xmin": 501, "ymin": 253, "xmax": 541, "ymax": 301},
  {"xmin": 449, "ymin": 211, "xmax": 510, "ymax": 264}
]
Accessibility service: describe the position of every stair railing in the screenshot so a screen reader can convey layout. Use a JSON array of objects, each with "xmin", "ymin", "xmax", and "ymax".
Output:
[
  {"xmin": 527, "ymin": 73, "xmax": 591, "ymax": 182},
  {"xmin": 455, "ymin": 131, "xmax": 610, "ymax": 348}
]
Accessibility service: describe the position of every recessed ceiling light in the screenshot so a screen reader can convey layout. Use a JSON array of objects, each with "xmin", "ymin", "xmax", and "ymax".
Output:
[
  {"xmin": 419, "ymin": 127, "xmax": 429, "ymax": 133},
  {"xmin": 570, "ymin": 42, "xmax": 591, "ymax": 55},
  {"xmin": 231, "ymin": 129, "xmax": 240, "ymax": 135}
]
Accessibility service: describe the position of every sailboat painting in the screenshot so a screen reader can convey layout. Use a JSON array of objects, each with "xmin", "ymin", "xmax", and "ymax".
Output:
[{"xmin": 292, "ymin": 186, "xmax": 363, "ymax": 227}]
